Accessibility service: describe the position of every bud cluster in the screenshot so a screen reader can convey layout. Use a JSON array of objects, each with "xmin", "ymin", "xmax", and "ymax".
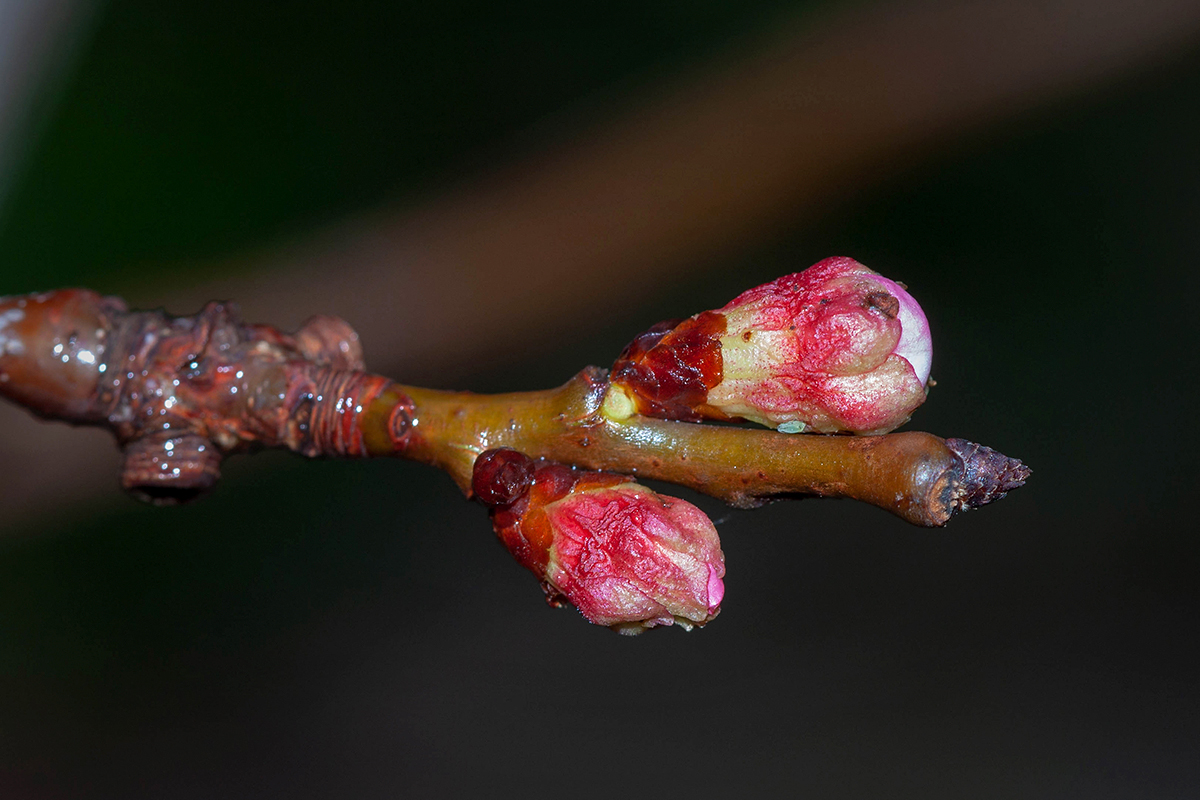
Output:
[
  {"xmin": 472, "ymin": 448, "xmax": 725, "ymax": 634},
  {"xmin": 0, "ymin": 272, "xmax": 1030, "ymax": 641}
]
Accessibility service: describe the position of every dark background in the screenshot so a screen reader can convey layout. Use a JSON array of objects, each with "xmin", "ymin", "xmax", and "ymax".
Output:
[{"xmin": 1, "ymin": 1, "xmax": 1198, "ymax": 797}]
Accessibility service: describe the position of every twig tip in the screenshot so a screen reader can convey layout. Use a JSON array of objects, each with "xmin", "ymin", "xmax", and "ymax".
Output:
[{"xmin": 945, "ymin": 437, "xmax": 1030, "ymax": 513}]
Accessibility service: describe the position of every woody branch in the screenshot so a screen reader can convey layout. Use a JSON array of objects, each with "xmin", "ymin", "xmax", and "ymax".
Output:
[{"xmin": 0, "ymin": 285, "xmax": 1026, "ymax": 527}]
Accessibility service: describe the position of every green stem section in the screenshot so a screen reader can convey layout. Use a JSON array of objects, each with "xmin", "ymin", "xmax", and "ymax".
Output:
[{"xmin": 370, "ymin": 369, "xmax": 969, "ymax": 527}]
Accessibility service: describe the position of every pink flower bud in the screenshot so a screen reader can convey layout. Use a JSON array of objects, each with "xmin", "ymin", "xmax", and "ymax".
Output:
[
  {"xmin": 609, "ymin": 256, "xmax": 932, "ymax": 434},
  {"xmin": 473, "ymin": 448, "xmax": 725, "ymax": 634}
]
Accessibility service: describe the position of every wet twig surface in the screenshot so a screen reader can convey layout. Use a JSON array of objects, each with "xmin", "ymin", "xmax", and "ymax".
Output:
[{"xmin": 0, "ymin": 289, "xmax": 1027, "ymax": 526}]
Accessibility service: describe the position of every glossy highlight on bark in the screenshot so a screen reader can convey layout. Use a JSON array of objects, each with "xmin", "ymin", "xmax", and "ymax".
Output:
[
  {"xmin": 473, "ymin": 448, "xmax": 726, "ymax": 634},
  {"xmin": 0, "ymin": 289, "xmax": 416, "ymax": 504},
  {"xmin": 0, "ymin": 290, "xmax": 126, "ymax": 422}
]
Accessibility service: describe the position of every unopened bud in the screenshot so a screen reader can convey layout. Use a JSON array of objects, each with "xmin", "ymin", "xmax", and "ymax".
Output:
[
  {"xmin": 472, "ymin": 448, "xmax": 726, "ymax": 634},
  {"xmin": 609, "ymin": 256, "xmax": 932, "ymax": 434}
]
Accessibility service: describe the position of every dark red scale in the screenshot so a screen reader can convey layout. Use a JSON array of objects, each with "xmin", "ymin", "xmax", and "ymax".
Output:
[
  {"xmin": 610, "ymin": 310, "xmax": 727, "ymax": 421},
  {"xmin": 471, "ymin": 447, "xmax": 536, "ymax": 507},
  {"xmin": 474, "ymin": 449, "xmax": 635, "ymax": 576}
]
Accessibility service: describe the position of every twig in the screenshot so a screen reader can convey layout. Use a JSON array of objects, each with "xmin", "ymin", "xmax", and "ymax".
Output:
[{"xmin": 0, "ymin": 289, "xmax": 1027, "ymax": 525}]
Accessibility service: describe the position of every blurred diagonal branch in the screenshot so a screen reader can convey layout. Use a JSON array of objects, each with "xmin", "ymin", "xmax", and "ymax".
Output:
[{"xmin": 0, "ymin": 0, "xmax": 93, "ymax": 214}]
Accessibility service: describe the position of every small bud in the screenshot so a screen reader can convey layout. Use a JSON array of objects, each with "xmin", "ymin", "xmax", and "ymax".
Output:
[
  {"xmin": 610, "ymin": 256, "xmax": 932, "ymax": 434},
  {"xmin": 473, "ymin": 448, "xmax": 726, "ymax": 634}
]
